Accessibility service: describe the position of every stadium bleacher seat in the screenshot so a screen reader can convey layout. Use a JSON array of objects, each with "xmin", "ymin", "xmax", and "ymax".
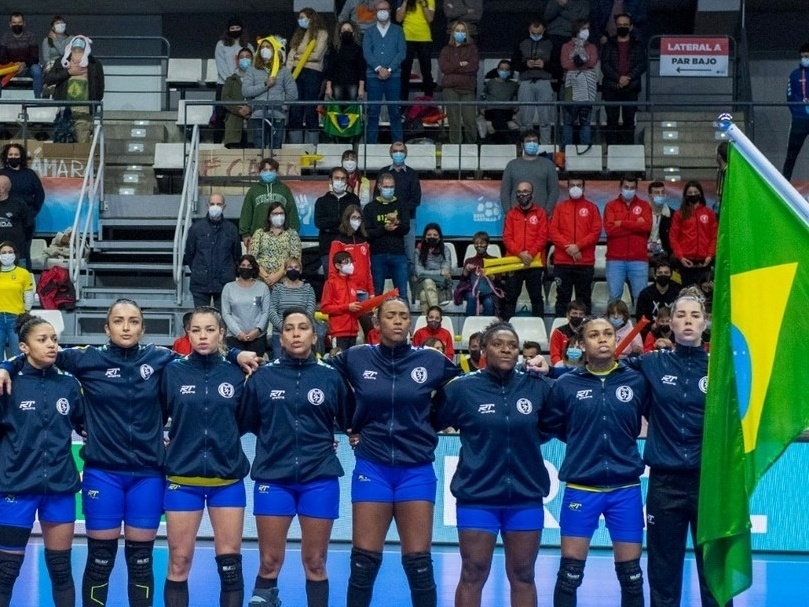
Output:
[
  {"xmin": 166, "ymin": 58, "xmax": 204, "ymax": 99},
  {"xmin": 204, "ymin": 59, "xmax": 218, "ymax": 87},
  {"xmin": 462, "ymin": 243, "xmax": 502, "ymax": 261},
  {"xmin": 508, "ymin": 316, "xmax": 549, "ymax": 351},
  {"xmin": 565, "ymin": 144, "xmax": 603, "ymax": 172},
  {"xmin": 459, "ymin": 315, "xmax": 498, "ymax": 350},
  {"xmin": 594, "ymin": 244, "xmax": 607, "ymax": 280},
  {"xmin": 30, "ymin": 309, "xmax": 65, "ymax": 338},
  {"xmin": 551, "ymin": 317, "xmax": 568, "ymax": 332},
  {"xmin": 440, "ymin": 144, "xmax": 478, "ymax": 173},
  {"xmin": 479, "ymin": 144, "xmax": 517, "ymax": 171},
  {"xmin": 176, "ymin": 99, "xmax": 214, "ymax": 126},
  {"xmin": 606, "ymin": 145, "xmax": 646, "ymax": 174},
  {"xmin": 315, "ymin": 143, "xmax": 353, "ymax": 172}
]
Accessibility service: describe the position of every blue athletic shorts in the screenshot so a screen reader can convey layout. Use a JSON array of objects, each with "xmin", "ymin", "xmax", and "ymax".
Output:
[
  {"xmin": 0, "ymin": 493, "xmax": 76, "ymax": 528},
  {"xmin": 559, "ymin": 485, "xmax": 644, "ymax": 543},
  {"xmin": 456, "ymin": 505, "xmax": 545, "ymax": 535},
  {"xmin": 253, "ymin": 478, "xmax": 339, "ymax": 519},
  {"xmin": 82, "ymin": 468, "xmax": 165, "ymax": 531},
  {"xmin": 351, "ymin": 458, "xmax": 437, "ymax": 504},
  {"xmin": 164, "ymin": 480, "xmax": 246, "ymax": 511}
]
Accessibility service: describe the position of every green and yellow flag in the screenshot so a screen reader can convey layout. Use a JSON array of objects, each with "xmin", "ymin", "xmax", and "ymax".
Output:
[{"xmin": 698, "ymin": 121, "xmax": 809, "ymax": 605}]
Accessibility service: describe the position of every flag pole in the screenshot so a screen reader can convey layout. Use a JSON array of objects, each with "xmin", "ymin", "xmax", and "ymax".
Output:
[{"xmin": 716, "ymin": 113, "xmax": 809, "ymax": 222}]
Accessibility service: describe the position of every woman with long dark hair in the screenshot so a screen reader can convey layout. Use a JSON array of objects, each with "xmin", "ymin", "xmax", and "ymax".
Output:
[
  {"xmin": 415, "ymin": 222, "xmax": 453, "ymax": 314},
  {"xmin": 669, "ymin": 180, "xmax": 717, "ymax": 288},
  {"xmin": 286, "ymin": 7, "xmax": 329, "ymax": 144}
]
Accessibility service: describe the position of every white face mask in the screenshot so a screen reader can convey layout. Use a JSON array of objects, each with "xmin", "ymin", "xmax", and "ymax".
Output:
[
  {"xmin": 208, "ymin": 205, "xmax": 223, "ymax": 219},
  {"xmin": 342, "ymin": 160, "xmax": 357, "ymax": 172},
  {"xmin": 270, "ymin": 214, "xmax": 285, "ymax": 228},
  {"xmin": 332, "ymin": 180, "xmax": 347, "ymax": 194},
  {"xmin": 342, "ymin": 262, "xmax": 355, "ymax": 275},
  {"xmin": 376, "ymin": 9, "xmax": 390, "ymax": 22},
  {"xmin": 260, "ymin": 47, "xmax": 273, "ymax": 60},
  {"xmin": 0, "ymin": 253, "xmax": 15, "ymax": 267},
  {"xmin": 54, "ymin": 23, "xmax": 66, "ymax": 34},
  {"xmin": 350, "ymin": 218, "xmax": 362, "ymax": 231},
  {"xmin": 569, "ymin": 186, "xmax": 583, "ymax": 199},
  {"xmin": 578, "ymin": 29, "xmax": 590, "ymax": 41}
]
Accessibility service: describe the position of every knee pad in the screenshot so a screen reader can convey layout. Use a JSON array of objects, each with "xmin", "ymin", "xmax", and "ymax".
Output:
[
  {"xmin": 615, "ymin": 559, "xmax": 644, "ymax": 597},
  {"xmin": 215, "ymin": 553, "xmax": 244, "ymax": 593},
  {"xmin": 44, "ymin": 549, "xmax": 73, "ymax": 590},
  {"xmin": 125, "ymin": 540, "xmax": 154, "ymax": 583},
  {"xmin": 555, "ymin": 557, "xmax": 586, "ymax": 595},
  {"xmin": 85, "ymin": 538, "xmax": 119, "ymax": 583},
  {"xmin": 401, "ymin": 552, "xmax": 435, "ymax": 593},
  {"xmin": 0, "ymin": 551, "xmax": 24, "ymax": 591},
  {"xmin": 0, "ymin": 525, "xmax": 31, "ymax": 551},
  {"xmin": 349, "ymin": 547, "xmax": 382, "ymax": 590}
]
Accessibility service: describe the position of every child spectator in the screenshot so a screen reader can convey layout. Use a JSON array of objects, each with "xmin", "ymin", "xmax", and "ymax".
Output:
[
  {"xmin": 412, "ymin": 305, "xmax": 455, "ymax": 359},
  {"xmin": 320, "ymin": 251, "xmax": 362, "ymax": 349}
]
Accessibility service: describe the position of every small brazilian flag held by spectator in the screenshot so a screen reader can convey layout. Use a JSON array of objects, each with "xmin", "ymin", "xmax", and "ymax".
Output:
[{"xmin": 323, "ymin": 104, "xmax": 362, "ymax": 138}]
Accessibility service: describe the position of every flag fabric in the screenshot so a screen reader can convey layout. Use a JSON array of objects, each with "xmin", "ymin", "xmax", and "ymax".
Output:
[
  {"xmin": 697, "ymin": 127, "xmax": 809, "ymax": 605},
  {"xmin": 323, "ymin": 104, "xmax": 363, "ymax": 138}
]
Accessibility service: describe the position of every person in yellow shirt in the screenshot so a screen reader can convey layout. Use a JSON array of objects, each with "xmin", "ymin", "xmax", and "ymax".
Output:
[
  {"xmin": 0, "ymin": 241, "xmax": 34, "ymax": 358},
  {"xmin": 396, "ymin": 0, "xmax": 435, "ymax": 101}
]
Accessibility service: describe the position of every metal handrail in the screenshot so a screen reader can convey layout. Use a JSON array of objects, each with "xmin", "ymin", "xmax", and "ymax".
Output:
[
  {"xmin": 171, "ymin": 123, "xmax": 201, "ymax": 304},
  {"xmin": 69, "ymin": 119, "xmax": 105, "ymax": 298}
]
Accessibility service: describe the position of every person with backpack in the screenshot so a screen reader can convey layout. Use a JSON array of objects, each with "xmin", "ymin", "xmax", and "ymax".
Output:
[{"xmin": 0, "ymin": 241, "xmax": 33, "ymax": 359}]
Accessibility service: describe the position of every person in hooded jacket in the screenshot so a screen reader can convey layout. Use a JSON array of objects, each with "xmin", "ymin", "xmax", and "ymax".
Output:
[{"xmin": 239, "ymin": 157, "xmax": 299, "ymax": 248}]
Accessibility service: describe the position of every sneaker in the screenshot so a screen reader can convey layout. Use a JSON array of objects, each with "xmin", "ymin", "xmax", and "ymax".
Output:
[{"xmin": 248, "ymin": 587, "xmax": 281, "ymax": 606}]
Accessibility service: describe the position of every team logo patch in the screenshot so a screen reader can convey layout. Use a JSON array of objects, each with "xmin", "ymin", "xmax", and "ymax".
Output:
[
  {"xmin": 568, "ymin": 501, "xmax": 582, "ymax": 511},
  {"xmin": 167, "ymin": 483, "xmax": 181, "ymax": 491},
  {"xmin": 19, "ymin": 400, "xmax": 35, "ymax": 411},
  {"xmin": 528, "ymin": 215, "xmax": 538, "ymax": 224},
  {"xmin": 363, "ymin": 370, "xmax": 377, "ymax": 380},
  {"xmin": 180, "ymin": 385, "xmax": 195, "ymax": 395},
  {"xmin": 140, "ymin": 364, "xmax": 154, "ymax": 380},
  {"xmin": 270, "ymin": 390, "xmax": 285, "ymax": 399},
  {"xmin": 55, "ymin": 398, "xmax": 70, "ymax": 415},
  {"xmin": 699, "ymin": 376, "xmax": 708, "ymax": 393},
  {"xmin": 516, "ymin": 398, "xmax": 533, "ymax": 414},
  {"xmin": 258, "ymin": 484, "xmax": 269, "ymax": 493},
  {"xmin": 661, "ymin": 375, "xmax": 677, "ymax": 386},
  {"xmin": 308, "ymin": 388, "xmax": 325, "ymax": 406},
  {"xmin": 576, "ymin": 389, "xmax": 593, "ymax": 400},
  {"xmin": 478, "ymin": 403, "xmax": 495, "ymax": 414},
  {"xmin": 578, "ymin": 208, "xmax": 589, "ymax": 217},
  {"xmin": 218, "ymin": 383, "xmax": 235, "ymax": 398},
  {"xmin": 699, "ymin": 214, "xmax": 709, "ymax": 223},
  {"xmin": 411, "ymin": 366, "xmax": 428, "ymax": 384},
  {"xmin": 615, "ymin": 385, "xmax": 634, "ymax": 402},
  {"xmin": 85, "ymin": 489, "xmax": 100, "ymax": 500},
  {"xmin": 632, "ymin": 206, "xmax": 642, "ymax": 215},
  {"xmin": 105, "ymin": 367, "xmax": 121, "ymax": 378}
]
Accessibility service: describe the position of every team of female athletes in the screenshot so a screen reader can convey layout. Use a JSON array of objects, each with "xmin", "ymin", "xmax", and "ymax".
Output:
[{"xmin": 0, "ymin": 293, "xmax": 719, "ymax": 607}]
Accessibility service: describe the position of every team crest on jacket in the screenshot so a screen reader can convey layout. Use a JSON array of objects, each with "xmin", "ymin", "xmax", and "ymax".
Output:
[
  {"xmin": 140, "ymin": 364, "xmax": 154, "ymax": 380},
  {"xmin": 528, "ymin": 215, "xmax": 538, "ymax": 224},
  {"xmin": 578, "ymin": 208, "xmax": 589, "ymax": 217},
  {"xmin": 55, "ymin": 398, "xmax": 70, "ymax": 415},
  {"xmin": 218, "ymin": 383, "xmax": 235, "ymax": 398},
  {"xmin": 411, "ymin": 367, "xmax": 428, "ymax": 383},
  {"xmin": 615, "ymin": 385, "xmax": 634, "ymax": 402},
  {"xmin": 308, "ymin": 388, "xmax": 325, "ymax": 406},
  {"xmin": 516, "ymin": 398, "xmax": 533, "ymax": 414},
  {"xmin": 699, "ymin": 376, "xmax": 708, "ymax": 393},
  {"xmin": 632, "ymin": 206, "xmax": 642, "ymax": 215}
]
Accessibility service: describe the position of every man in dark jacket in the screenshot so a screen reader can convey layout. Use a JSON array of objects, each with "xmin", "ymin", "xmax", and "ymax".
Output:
[
  {"xmin": 183, "ymin": 193, "xmax": 241, "ymax": 308},
  {"xmin": 600, "ymin": 13, "xmax": 646, "ymax": 145},
  {"xmin": 313, "ymin": 166, "xmax": 360, "ymax": 274}
]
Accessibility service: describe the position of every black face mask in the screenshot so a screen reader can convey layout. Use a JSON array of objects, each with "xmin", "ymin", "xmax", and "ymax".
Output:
[
  {"xmin": 685, "ymin": 195, "xmax": 701, "ymax": 205},
  {"xmin": 10, "ymin": 25, "xmax": 22, "ymax": 35},
  {"xmin": 285, "ymin": 268, "xmax": 301, "ymax": 281},
  {"xmin": 616, "ymin": 26, "xmax": 630, "ymax": 38},
  {"xmin": 516, "ymin": 193, "xmax": 532, "ymax": 206},
  {"xmin": 655, "ymin": 275, "xmax": 671, "ymax": 287},
  {"xmin": 238, "ymin": 268, "xmax": 254, "ymax": 279},
  {"xmin": 469, "ymin": 349, "xmax": 481, "ymax": 362},
  {"xmin": 227, "ymin": 29, "xmax": 242, "ymax": 38},
  {"xmin": 5, "ymin": 158, "xmax": 20, "ymax": 169},
  {"xmin": 568, "ymin": 316, "xmax": 583, "ymax": 329},
  {"xmin": 341, "ymin": 31, "xmax": 354, "ymax": 43},
  {"xmin": 425, "ymin": 238, "xmax": 439, "ymax": 247}
]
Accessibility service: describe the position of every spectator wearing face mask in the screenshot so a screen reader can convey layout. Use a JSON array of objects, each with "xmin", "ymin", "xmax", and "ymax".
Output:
[
  {"xmin": 458, "ymin": 231, "xmax": 503, "ymax": 317},
  {"xmin": 0, "ymin": 12, "xmax": 42, "ymax": 98},
  {"xmin": 511, "ymin": 19, "xmax": 554, "ymax": 144},
  {"xmin": 549, "ymin": 177, "xmax": 602, "ymax": 316},
  {"xmin": 607, "ymin": 298, "xmax": 643, "ymax": 358},
  {"xmin": 549, "ymin": 300, "xmax": 586, "ymax": 366},
  {"xmin": 669, "ymin": 180, "xmax": 717, "ymax": 290},
  {"xmin": 412, "ymin": 305, "xmax": 455, "ymax": 360},
  {"xmin": 0, "ymin": 144, "xmax": 43, "ymax": 271},
  {"xmin": 183, "ymin": 193, "xmax": 242, "ymax": 309},
  {"xmin": 315, "ymin": 167, "xmax": 361, "ymax": 275},
  {"xmin": 214, "ymin": 17, "xmax": 253, "ymax": 143},
  {"xmin": 239, "ymin": 157, "xmax": 299, "ymax": 248},
  {"xmin": 222, "ymin": 47, "xmax": 254, "ymax": 149},
  {"xmin": 459, "ymin": 331, "xmax": 484, "ymax": 373},
  {"xmin": 635, "ymin": 261, "xmax": 679, "ymax": 331},
  {"xmin": 414, "ymin": 222, "xmax": 453, "ymax": 315},
  {"xmin": 321, "ymin": 251, "xmax": 363, "ymax": 350},
  {"xmin": 363, "ymin": 172, "xmax": 410, "ymax": 300},
  {"xmin": 340, "ymin": 150, "xmax": 371, "ymax": 206},
  {"xmin": 266, "ymin": 256, "xmax": 316, "ymax": 355},
  {"xmin": 500, "ymin": 130, "xmax": 559, "ymax": 216},
  {"xmin": 782, "ymin": 41, "xmax": 809, "ymax": 181},
  {"xmin": 642, "ymin": 305, "xmax": 673, "ymax": 353},
  {"xmin": 221, "ymin": 254, "xmax": 271, "ymax": 357},
  {"xmin": 248, "ymin": 203, "xmax": 303, "ymax": 288},
  {"xmin": 482, "ymin": 59, "xmax": 519, "ymax": 144},
  {"xmin": 41, "ymin": 16, "xmax": 69, "ymax": 77},
  {"xmin": 646, "ymin": 180, "xmax": 673, "ymax": 268}
]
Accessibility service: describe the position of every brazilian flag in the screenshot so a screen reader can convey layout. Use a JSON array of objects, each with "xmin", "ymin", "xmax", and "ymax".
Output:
[
  {"xmin": 697, "ymin": 120, "xmax": 809, "ymax": 605},
  {"xmin": 323, "ymin": 104, "xmax": 363, "ymax": 138}
]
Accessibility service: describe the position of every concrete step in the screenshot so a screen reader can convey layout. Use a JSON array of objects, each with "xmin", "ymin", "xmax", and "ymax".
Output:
[
  {"xmin": 92, "ymin": 240, "xmax": 173, "ymax": 251},
  {"xmin": 104, "ymin": 123, "xmax": 168, "ymax": 141},
  {"xmin": 105, "ymin": 166, "xmax": 158, "ymax": 195},
  {"xmin": 105, "ymin": 139, "xmax": 158, "ymax": 165}
]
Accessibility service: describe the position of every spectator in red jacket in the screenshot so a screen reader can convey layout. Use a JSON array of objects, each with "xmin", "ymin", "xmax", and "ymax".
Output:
[
  {"xmin": 412, "ymin": 305, "xmax": 455, "ymax": 359},
  {"xmin": 502, "ymin": 181, "xmax": 549, "ymax": 320},
  {"xmin": 669, "ymin": 180, "xmax": 717, "ymax": 288},
  {"xmin": 604, "ymin": 174, "xmax": 652, "ymax": 303},
  {"xmin": 549, "ymin": 177, "xmax": 602, "ymax": 315},
  {"xmin": 549, "ymin": 299, "xmax": 586, "ymax": 366},
  {"xmin": 320, "ymin": 251, "xmax": 362, "ymax": 349}
]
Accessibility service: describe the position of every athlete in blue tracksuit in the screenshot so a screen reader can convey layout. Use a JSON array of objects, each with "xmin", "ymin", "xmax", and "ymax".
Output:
[
  {"xmin": 161, "ymin": 307, "xmax": 249, "ymax": 607},
  {"xmin": 546, "ymin": 316, "xmax": 650, "ymax": 607},
  {"xmin": 329, "ymin": 297, "xmax": 461, "ymax": 607},
  {"xmin": 626, "ymin": 293, "xmax": 730, "ymax": 607},
  {"xmin": 0, "ymin": 298, "xmax": 258, "ymax": 607},
  {"xmin": 434, "ymin": 321, "xmax": 554, "ymax": 607},
  {"xmin": 0, "ymin": 315, "xmax": 84, "ymax": 607},
  {"xmin": 242, "ymin": 306, "xmax": 353, "ymax": 607}
]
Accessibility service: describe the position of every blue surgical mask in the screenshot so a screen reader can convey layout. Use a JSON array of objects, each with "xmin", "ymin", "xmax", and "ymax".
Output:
[
  {"xmin": 566, "ymin": 347, "xmax": 583, "ymax": 361},
  {"xmin": 609, "ymin": 317, "xmax": 624, "ymax": 328},
  {"xmin": 523, "ymin": 141, "xmax": 539, "ymax": 156},
  {"xmin": 498, "ymin": 70, "xmax": 511, "ymax": 80},
  {"xmin": 621, "ymin": 188, "xmax": 636, "ymax": 201},
  {"xmin": 801, "ymin": 57, "xmax": 809, "ymax": 69},
  {"xmin": 530, "ymin": 33, "xmax": 542, "ymax": 42},
  {"xmin": 298, "ymin": 17, "xmax": 310, "ymax": 29},
  {"xmin": 260, "ymin": 170, "xmax": 277, "ymax": 184},
  {"xmin": 453, "ymin": 32, "xmax": 466, "ymax": 44},
  {"xmin": 652, "ymin": 195, "xmax": 665, "ymax": 206},
  {"xmin": 71, "ymin": 38, "xmax": 86, "ymax": 50},
  {"xmin": 391, "ymin": 151, "xmax": 406, "ymax": 165},
  {"xmin": 238, "ymin": 57, "xmax": 252, "ymax": 70},
  {"xmin": 380, "ymin": 187, "xmax": 395, "ymax": 200}
]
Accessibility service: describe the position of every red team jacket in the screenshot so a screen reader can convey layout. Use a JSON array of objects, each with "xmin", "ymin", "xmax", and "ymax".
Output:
[
  {"xmin": 549, "ymin": 197, "xmax": 603, "ymax": 266},
  {"xmin": 604, "ymin": 196, "xmax": 653, "ymax": 262},
  {"xmin": 669, "ymin": 205, "xmax": 718, "ymax": 262},
  {"xmin": 503, "ymin": 204, "xmax": 549, "ymax": 261}
]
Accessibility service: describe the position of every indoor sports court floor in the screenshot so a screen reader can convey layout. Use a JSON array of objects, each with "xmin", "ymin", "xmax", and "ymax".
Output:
[{"xmin": 11, "ymin": 540, "xmax": 809, "ymax": 606}]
